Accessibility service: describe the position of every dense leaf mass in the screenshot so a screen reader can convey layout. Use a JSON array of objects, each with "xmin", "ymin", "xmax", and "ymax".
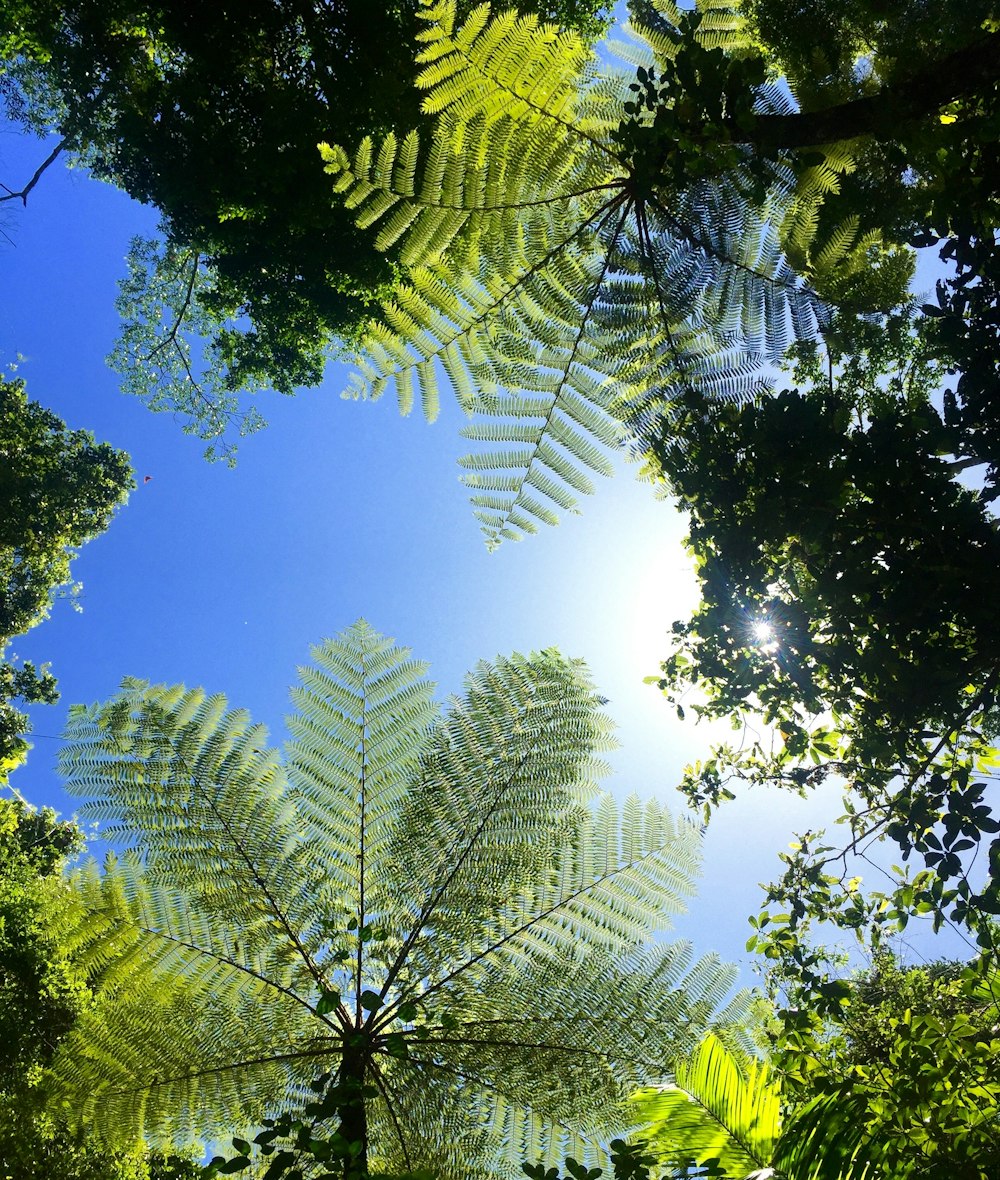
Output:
[
  {"xmin": 0, "ymin": 375, "xmax": 132, "ymax": 767},
  {"xmin": 1, "ymin": 0, "xmax": 611, "ymax": 455}
]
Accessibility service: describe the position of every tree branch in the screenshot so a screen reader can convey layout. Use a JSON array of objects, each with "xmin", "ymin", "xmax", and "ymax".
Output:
[
  {"xmin": 0, "ymin": 139, "xmax": 66, "ymax": 206},
  {"xmin": 730, "ymin": 35, "xmax": 1000, "ymax": 151}
]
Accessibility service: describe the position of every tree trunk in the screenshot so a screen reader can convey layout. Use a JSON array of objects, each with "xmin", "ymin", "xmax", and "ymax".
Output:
[
  {"xmin": 338, "ymin": 1038, "xmax": 370, "ymax": 1179},
  {"xmin": 728, "ymin": 34, "xmax": 1000, "ymax": 151}
]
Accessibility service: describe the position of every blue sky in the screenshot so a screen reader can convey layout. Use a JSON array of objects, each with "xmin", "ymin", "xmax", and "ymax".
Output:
[{"xmin": 2, "ymin": 112, "xmax": 951, "ymax": 980}]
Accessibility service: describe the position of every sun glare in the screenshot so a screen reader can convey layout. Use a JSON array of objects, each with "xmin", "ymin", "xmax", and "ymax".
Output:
[{"xmin": 751, "ymin": 618, "xmax": 778, "ymax": 651}]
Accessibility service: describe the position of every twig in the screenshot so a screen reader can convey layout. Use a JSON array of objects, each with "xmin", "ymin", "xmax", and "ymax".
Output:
[{"xmin": 0, "ymin": 139, "xmax": 66, "ymax": 206}]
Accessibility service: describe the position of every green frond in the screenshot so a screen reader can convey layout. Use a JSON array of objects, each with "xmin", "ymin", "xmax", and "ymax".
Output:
[
  {"xmin": 772, "ymin": 1091, "xmax": 873, "ymax": 1180},
  {"xmin": 415, "ymin": 0, "xmax": 595, "ymax": 134},
  {"xmin": 634, "ymin": 1033, "xmax": 779, "ymax": 1175},
  {"xmin": 615, "ymin": 0, "xmax": 753, "ymax": 73},
  {"xmin": 285, "ymin": 620, "xmax": 439, "ymax": 919},
  {"xmin": 810, "ymin": 215, "xmax": 856, "ymax": 268},
  {"xmin": 316, "ymin": 0, "xmax": 840, "ymax": 547},
  {"xmin": 53, "ymin": 625, "xmax": 748, "ymax": 1173},
  {"xmin": 53, "ymin": 857, "xmax": 325, "ymax": 1149}
]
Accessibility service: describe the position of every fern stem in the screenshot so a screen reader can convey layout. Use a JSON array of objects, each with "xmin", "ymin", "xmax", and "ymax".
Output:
[
  {"xmin": 392, "ymin": 842, "xmax": 680, "ymax": 1016},
  {"xmin": 356, "ymin": 650, "xmax": 368, "ymax": 1032},
  {"xmin": 135, "ymin": 923, "xmax": 341, "ymax": 1030},
  {"xmin": 174, "ymin": 753, "xmax": 336, "ymax": 1005},
  {"xmin": 408, "ymin": 1033, "xmax": 663, "ymax": 1072},
  {"xmin": 103, "ymin": 1043, "xmax": 340, "ymax": 1097},
  {"xmin": 478, "ymin": 194, "xmax": 630, "ymax": 539},
  {"xmin": 634, "ymin": 199, "xmax": 699, "ymax": 402},
  {"xmin": 647, "ymin": 191, "xmax": 809, "ymax": 301}
]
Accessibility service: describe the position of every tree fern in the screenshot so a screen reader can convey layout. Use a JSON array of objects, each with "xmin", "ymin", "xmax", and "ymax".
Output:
[
  {"xmin": 323, "ymin": 0, "xmax": 826, "ymax": 548},
  {"xmin": 52, "ymin": 621, "xmax": 751, "ymax": 1178}
]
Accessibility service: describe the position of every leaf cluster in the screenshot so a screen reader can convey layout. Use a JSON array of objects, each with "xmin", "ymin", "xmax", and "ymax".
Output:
[
  {"xmin": 0, "ymin": 794, "xmax": 193, "ymax": 1180},
  {"xmin": 651, "ymin": 311, "xmax": 1000, "ymax": 1037},
  {"xmin": 0, "ymin": 374, "xmax": 132, "ymax": 764}
]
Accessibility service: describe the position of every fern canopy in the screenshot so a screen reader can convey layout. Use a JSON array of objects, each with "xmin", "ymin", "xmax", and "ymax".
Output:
[
  {"xmin": 322, "ymin": 0, "xmax": 843, "ymax": 548},
  {"xmin": 52, "ymin": 620, "xmax": 750, "ymax": 1178}
]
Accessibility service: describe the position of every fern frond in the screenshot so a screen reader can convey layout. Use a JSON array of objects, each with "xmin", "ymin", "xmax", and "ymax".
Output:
[
  {"xmin": 53, "ymin": 858, "xmax": 327, "ymax": 1148},
  {"xmin": 635, "ymin": 1034, "xmax": 779, "ymax": 1175},
  {"xmin": 415, "ymin": 0, "xmax": 602, "ymax": 145}
]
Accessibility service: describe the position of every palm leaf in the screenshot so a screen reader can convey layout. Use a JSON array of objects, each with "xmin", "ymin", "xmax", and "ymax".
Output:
[{"xmin": 634, "ymin": 1033, "xmax": 778, "ymax": 1176}]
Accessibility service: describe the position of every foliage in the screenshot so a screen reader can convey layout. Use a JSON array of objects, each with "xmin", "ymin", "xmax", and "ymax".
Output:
[
  {"xmin": 7, "ymin": 0, "xmax": 998, "ymax": 520},
  {"xmin": 1, "ymin": 0, "xmax": 611, "ymax": 459},
  {"xmin": 51, "ymin": 620, "xmax": 750, "ymax": 1177},
  {"xmin": 312, "ymin": 0, "xmax": 996, "ymax": 546},
  {"xmin": 523, "ymin": 1139, "xmax": 675, "ymax": 1180},
  {"xmin": 652, "ymin": 309, "xmax": 1000, "ymax": 1004},
  {"xmin": 764, "ymin": 952, "xmax": 1000, "ymax": 1179},
  {"xmin": 0, "ymin": 375, "xmax": 132, "ymax": 766},
  {"xmin": 633, "ymin": 1002, "xmax": 1000, "ymax": 1180},
  {"xmin": 310, "ymin": 0, "xmax": 1000, "ymax": 567},
  {"xmin": 0, "ymin": 792, "xmax": 196, "ymax": 1180},
  {"xmin": 0, "ymin": 794, "xmax": 86, "ymax": 1087},
  {"xmin": 743, "ymin": 0, "xmax": 1000, "ymax": 499},
  {"xmin": 318, "ymin": 0, "xmax": 826, "ymax": 548}
]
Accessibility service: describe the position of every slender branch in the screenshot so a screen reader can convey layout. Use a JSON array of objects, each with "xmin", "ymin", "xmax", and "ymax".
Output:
[
  {"xmin": 105, "ymin": 1043, "xmax": 340, "ymax": 1096},
  {"xmin": 0, "ymin": 139, "xmax": 65, "ymax": 206},
  {"xmin": 816, "ymin": 671, "xmax": 999, "ymax": 874},
  {"xmin": 369, "ymin": 1060, "xmax": 414, "ymax": 1172},
  {"xmin": 142, "ymin": 249, "xmax": 202, "ymax": 362}
]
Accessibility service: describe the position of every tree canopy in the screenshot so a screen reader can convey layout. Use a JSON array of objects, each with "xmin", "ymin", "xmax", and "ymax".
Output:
[
  {"xmin": 0, "ymin": 0, "xmax": 611, "ymax": 459},
  {"xmin": 0, "ymin": 793, "xmax": 199, "ymax": 1180},
  {"xmin": 0, "ymin": 375, "xmax": 132, "ymax": 769},
  {"xmin": 3, "ymin": 0, "xmax": 1000, "ymax": 1171}
]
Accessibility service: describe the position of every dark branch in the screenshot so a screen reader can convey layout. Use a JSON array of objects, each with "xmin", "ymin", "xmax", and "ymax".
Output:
[
  {"xmin": 0, "ymin": 139, "xmax": 66, "ymax": 206},
  {"xmin": 731, "ymin": 34, "xmax": 1000, "ymax": 151}
]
